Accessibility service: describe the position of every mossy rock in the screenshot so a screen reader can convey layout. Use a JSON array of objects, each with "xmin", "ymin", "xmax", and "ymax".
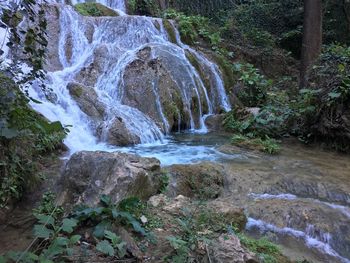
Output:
[
  {"xmin": 163, "ymin": 19, "xmax": 177, "ymax": 44},
  {"xmin": 74, "ymin": 3, "xmax": 119, "ymax": 17},
  {"xmin": 166, "ymin": 162, "xmax": 225, "ymax": 200}
]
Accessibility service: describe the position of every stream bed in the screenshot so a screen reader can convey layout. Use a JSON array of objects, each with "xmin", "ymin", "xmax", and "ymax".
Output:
[{"xmin": 119, "ymin": 133, "xmax": 350, "ymax": 263}]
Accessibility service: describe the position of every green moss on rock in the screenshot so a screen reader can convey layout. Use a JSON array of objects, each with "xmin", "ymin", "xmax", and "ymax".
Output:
[
  {"xmin": 163, "ymin": 19, "xmax": 177, "ymax": 44},
  {"xmin": 74, "ymin": 3, "xmax": 119, "ymax": 17}
]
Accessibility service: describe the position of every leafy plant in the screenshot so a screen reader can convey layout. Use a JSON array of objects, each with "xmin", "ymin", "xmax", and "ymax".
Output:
[
  {"xmin": 233, "ymin": 63, "xmax": 272, "ymax": 107},
  {"xmin": 73, "ymin": 195, "xmax": 147, "ymax": 237},
  {"xmin": 238, "ymin": 234, "xmax": 282, "ymax": 263}
]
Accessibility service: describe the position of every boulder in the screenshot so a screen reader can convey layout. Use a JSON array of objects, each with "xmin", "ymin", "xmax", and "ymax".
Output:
[
  {"xmin": 165, "ymin": 162, "xmax": 225, "ymax": 199},
  {"xmin": 205, "ymin": 114, "xmax": 225, "ymax": 132},
  {"xmin": 106, "ymin": 117, "xmax": 140, "ymax": 146},
  {"xmin": 67, "ymin": 82, "xmax": 105, "ymax": 120},
  {"xmin": 58, "ymin": 151, "xmax": 162, "ymax": 206},
  {"xmin": 210, "ymin": 234, "xmax": 257, "ymax": 263}
]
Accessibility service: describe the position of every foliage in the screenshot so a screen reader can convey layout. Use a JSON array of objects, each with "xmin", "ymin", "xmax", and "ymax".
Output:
[
  {"xmin": 238, "ymin": 234, "xmax": 282, "ymax": 263},
  {"xmin": 0, "ymin": 73, "xmax": 67, "ymax": 207},
  {"xmin": 33, "ymin": 192, "xmax": 64, "ymax": 219},
  {"xmin": 159, "ymin": 172, "xmax": 170, "ymax": 194},
  {"xmin": 233, "ymin": 63, "xmax": 272, "ymax": 107},
  {"xmin": 1, "ymin": 0, "xmax": 48, "ymax": 81},
  {"xmin": 2, "ymin": 195, "xmax": 138, "ymax": 262},
  {"xmin": 163, "ymin": 9, "xmax": 221, "ymax": 48},
  {"xmin": 3, "ymin": 193, "xmax": 81, "ymax": 263},
  {"xmin": 73, "ymin": 195, "xmax": 147, "ymax": 237},
  {"xmin": 165, "ymin": 205, "xmax": 240, "ymax": 262},
  {"xmin": 118, "ymin": 196, "xmax": 164, "ymax": 230},
  {"xmin": 74, "ymin": 3, "xmax": 119, "ymax": 17}
]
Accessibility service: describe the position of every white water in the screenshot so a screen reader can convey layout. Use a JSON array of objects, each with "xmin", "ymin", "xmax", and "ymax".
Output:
[
  {"xmin": 247, "ymin": 218, "xmax": 350, "ymax": 263},
  {"xmin": 249, "ymin": 193, "xmax": 350, "ymax": 219},
  {"xmin": 0, "ymin": 0, "xmax": 233, "ymax": 156}
]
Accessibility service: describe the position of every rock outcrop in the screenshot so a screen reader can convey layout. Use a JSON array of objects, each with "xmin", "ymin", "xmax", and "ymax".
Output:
[
  {"xmin": 58, "ymin": 151, "xmax": 162, "ymax": 207},
  {"xmin": 166, "ymin": 162, "xmax": 225, "ymax": 199}
]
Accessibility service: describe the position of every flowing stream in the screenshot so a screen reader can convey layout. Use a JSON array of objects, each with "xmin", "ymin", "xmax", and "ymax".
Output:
[{"xmin": 1, "ymin": 0, "xmax": 350, "ymax": 262}]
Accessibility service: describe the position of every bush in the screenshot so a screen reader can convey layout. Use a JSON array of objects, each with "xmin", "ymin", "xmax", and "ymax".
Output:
[
  {"xmin": 233, "ymin": 63, "xmax": 272, "ymax": 107},
  {"xmin": 0, "ymin": 73, "xmax": 67, "ymax": 207}
]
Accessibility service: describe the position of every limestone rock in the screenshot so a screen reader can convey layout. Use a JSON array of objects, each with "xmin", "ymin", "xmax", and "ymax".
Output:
[
  {"xmin": 106, "ymin": 117, "xmax": 140, "ymax": 146},
  {"xmin": 59, "ymin": 151, "xmax": 162, "ymax": 206},
  {"xmin": 166, "ymin": 162, "xmax": 225, "ymax": 199},
  {"xmin": 205, "ymin": 114, "xmax": 225, "ymax": 132},
  {"xmin": 67, "ymin": 82, "xmax": 105, "ymax": 120},
  {"xmin": 210, "ymin": 234, "xmax": 257, "ymax": 263}
]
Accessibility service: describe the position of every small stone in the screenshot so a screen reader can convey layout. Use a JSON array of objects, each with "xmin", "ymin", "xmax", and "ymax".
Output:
[{"xmin": 140, "ymin": 215, "xmax": 148, "ymax": 224}]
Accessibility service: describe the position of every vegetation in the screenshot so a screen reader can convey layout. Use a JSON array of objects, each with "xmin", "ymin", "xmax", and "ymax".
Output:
[
  {"xmin": 0, "ymin": 73, "xmax": 67, "ymax": 207},
  {"xmin": 74, "ymin": 3, "xmax": 119, "ymax": 17}
]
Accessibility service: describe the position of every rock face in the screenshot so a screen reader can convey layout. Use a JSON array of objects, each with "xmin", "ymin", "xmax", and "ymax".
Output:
[
  {"xmin": 166, "ymin": 162, "xmax": 225, "ymax": 199},
  {"xmin": 121, "ymin": 46, "xmax": 195, "ymax": 132},
  {"xmin": 59, "ymin": 151, "xmax": 162, "ymax": 206}
]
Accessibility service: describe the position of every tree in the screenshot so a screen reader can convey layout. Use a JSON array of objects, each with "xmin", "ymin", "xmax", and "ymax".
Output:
[{"xmin": 300, "ymin": 0, "xmax": 323, "ymax": 88}]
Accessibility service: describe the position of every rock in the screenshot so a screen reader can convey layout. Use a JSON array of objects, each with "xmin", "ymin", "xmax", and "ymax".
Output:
[
  {"xmin": 166, "ymin": 162, "xmax": 225, "ymax": 199},
  {"xmin": 162, "ymin": 195, "xmax": 191, "ymax": 215},
  {"xmin": 210, "ymin": 234, "xmax": 257, "ymax": 263},
  {"xmin": 106, "ymin": 117, "xmax": 140, "ymax": 146},
  {"xmin": 121, "ymin": 46, "xmax": 190, "ymax": 132},
  {"xmin": 208, "ymin": 200, "xmax": 247, "ymax": 232},
  {"xmin": 67, "ymin": 82, "xmax": 105, "ymax": 120},
  {"xmin": 148, "ymin": 194, "xmax": 168, "ymax": 207},
  {"xmin": 58, "ymin": 151, "xmax": 162, "ymax": 207},
  {"xmin": 205, "ymin": 114, "xmax": 225, "ymax": 132}
]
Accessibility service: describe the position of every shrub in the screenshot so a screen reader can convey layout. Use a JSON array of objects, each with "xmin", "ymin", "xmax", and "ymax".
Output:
[
  {"xmin": 233, "ymin": 63, "xmax": 272, "ymax": 107},
  {"xmin": 0, "ymin": 73, "xmax": 67, "ymax": 207}
]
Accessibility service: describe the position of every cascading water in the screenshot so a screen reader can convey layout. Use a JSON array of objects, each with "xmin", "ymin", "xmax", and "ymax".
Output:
[{"xmin": 23, "ymin": 0, "xmax": 233, "ymax": 153}]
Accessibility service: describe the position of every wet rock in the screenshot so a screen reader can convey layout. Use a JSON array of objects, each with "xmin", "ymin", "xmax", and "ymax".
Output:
[
  {"xmin": 205, "ymin": 114, "xmax": 225, "ymax": 132},
  {"xmin": 166, "ymin": 162, "xmax": 225, "ymax": 199},
  {"xmin": 45, "ymin": 5, "xmax": 63, "ymax": 71},
  {"xmin": 210, "ymin": 234, "xmax": 257, "ymax": 263},
  {"xmin": 106, "ymin": 117, "xmax": 140, "ymax": 146},
  {"xmin": 121, "ymin": 46, "xmax": 190, "ymax": 132},
  {"xmin": 247, "ymin": 198, "xmax": 350, "ymax": 259},
  {"xmin": 58, "ymin": 151, "xmax": 162, "ymax": 207},
  {"xmin": 67, "ymin": 82, "xmax": 105, "ymax": 120}
]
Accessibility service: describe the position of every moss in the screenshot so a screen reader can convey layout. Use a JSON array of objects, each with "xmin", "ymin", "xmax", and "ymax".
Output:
[
  {"xmin": 153, "ymin": 20, "xmax": 161, "ymax": 31},
  {"xmin": 238, "ymin": 234, "xmax": 290, "ymax": 263},
  {"xmin": 185, "ymin": 51, "xmax": 211, "ymax": 94},
  {"xmin": 74, "ymin": 3, "xmax": 119, "ymax": 17},
  {"xmin": 163, "ymin": 19, "xmax": 177, "ymax": 44},
  {"xmin": 69, "ymin": 86, "xmax": 83, "ymax": 98},
  {"xmin": 211, "ymin": 53, "xmax": 238, "ymax": 92}
]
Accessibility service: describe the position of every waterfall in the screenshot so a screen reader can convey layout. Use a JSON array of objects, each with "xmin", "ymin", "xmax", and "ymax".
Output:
[{"xmin": 7, "ymin": 0, "xmax": 233, "ymax": 153}]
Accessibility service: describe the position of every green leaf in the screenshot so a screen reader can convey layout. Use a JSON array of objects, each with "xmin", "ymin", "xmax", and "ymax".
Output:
[
  {"xmin": 328, "ymin": 92, "xmax": 341, "ymax": 99},
  {"xmin": 93, "ymin": 221, "xmax": 111, "ymax": 239},
  {"xmin": 0, "ymin": 256, "xmax": 5, "ymax": 263},
  {"xmin": 61, "ymin": 218, "xmax": 78, "ymax": 233},
  {"xmin": 34, "ymin": 214, "xmax": 55, "ymax": 226},
  {"xmin": 34, "ymin": 224, "xmax": 54, "ymax": 239},
  {"xmin": 96, "ymin": 240, "xmax": 115, "ymax": 257},
  {"xmin": 100, "ymin": 195, "xmax": 112, "ymax": 207},
  {"xmin": 69, "ymin": 234, "xmax": 81, "ymax": 245},
  {"xmin": 104, "ymin": 230, "xmax": 121, "ymax": 247},
  {"xmin": 54, "ymin": 237, "xmax": 69, "ymax": 246}
]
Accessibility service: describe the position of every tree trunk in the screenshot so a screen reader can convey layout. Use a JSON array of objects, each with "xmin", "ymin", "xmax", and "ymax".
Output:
[{"xmin": 300, "ymin": 0, "xmax": 323, "ymax": 88}]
